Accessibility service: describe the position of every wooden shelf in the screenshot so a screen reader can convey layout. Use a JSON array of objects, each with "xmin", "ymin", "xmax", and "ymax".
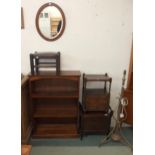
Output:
[
  {"xmin": 85, "ymin": 89, "xmax": 109, "ymax": 96},
  {"xmin": 29, "ymin": 70, "xmax": 81, "ymax": 76},
  {"xmin": 32, "ymin": 124, "xmax": 79, "ymax": 138},
  {"xmin": 33, "ymin": 103, "xmax": 77, "ymax": 118},
  {"xmin": 34, "ymin": 111, "xmax": 77, "ymax": 118},
  {"xmin": 84, "ymin": 74, "xmax": 112, "ymax": 82},
  {"xmin": 31, "ymin": 91, "xmax": 79, "ymax": 98}
]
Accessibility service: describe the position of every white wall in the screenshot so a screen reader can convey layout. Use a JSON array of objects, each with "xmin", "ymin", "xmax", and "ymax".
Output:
[{"xmin": 21, "ymin": 0, "xmax": 133, "ymax": 121}]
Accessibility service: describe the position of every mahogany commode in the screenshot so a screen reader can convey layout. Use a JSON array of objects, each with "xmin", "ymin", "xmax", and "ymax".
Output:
[{"xmin": 80, "ymin": 73, "xmax": 113, "ymax": 138}]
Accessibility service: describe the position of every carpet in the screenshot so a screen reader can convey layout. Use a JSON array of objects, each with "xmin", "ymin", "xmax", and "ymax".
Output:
[
  {"xmin": 30, "ymin": 127, "xmax": 133, "ymax": 146},
  {"xmin": 30, "ymin": 127, "xmax": 133, "ymax": 155},
  {"xmin": 30, "ymin": 146, "xmax": 132, "ymax": 155}
]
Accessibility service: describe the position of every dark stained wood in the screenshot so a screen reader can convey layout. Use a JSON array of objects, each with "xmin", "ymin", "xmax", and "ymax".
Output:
[
  {"xmin": 31, "ymin": 92, "xmax": 79, "ymax": 99},
  {"xmin": 84, "ymin": 74, "xmax": 112, "ymax": 82},
  {"xmin": 82, "ymin": 111, "xmax": 113, "ymax": 133},
  {"xmin": 84, "ymin": 89, "xmax": 110, "ymax": 111},
  {"xmin": 29, "ymin": 71, "xmax": 81, "ymax": 138},
  {"xmin": 33, "ymin": 102, "xmax": 78, "ymax": 118},
  {"xmin": 80, "ymin": 73, "xmax": 113, "ymax": 138},
  {"xmin": 123, "ymin": 89, "xmax": 133, "ymax": 125},
  {"xmin": 21, "ymin": 76, "xmax": 32, "ymax": 144},
  {"xmin": 29, "ymin": 73, "xmax": 80, "ymax": 99},
  {"xmin": 30, "ymin": 52, "xmax": 60, "ymax": 75},
  {"xmin": 32, "ymin": 124, "xmax": 79, "ymax": 138},
  {"xmin": 29, "ymin": 70, "xmax": 81, "ymax": 77},
  {"xmin": 85, "ymin": 94, "xmax": 110, "ymax": 111},
  {"xmin": 124, "ymin": 45, "xmax": 133, "ymax": 125},
  {"xmin": 127, "ymin": 46, "xmax": 133, "ymax": 90},
  {"xmin": 82, "ymin": 73, "xmax": 112, "ymax": 111}
]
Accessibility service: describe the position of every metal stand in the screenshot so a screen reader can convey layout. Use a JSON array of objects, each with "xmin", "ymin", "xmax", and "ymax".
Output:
[{"xmin": 99, "ymin": 70, "xmax": 133, "ymax": 150}]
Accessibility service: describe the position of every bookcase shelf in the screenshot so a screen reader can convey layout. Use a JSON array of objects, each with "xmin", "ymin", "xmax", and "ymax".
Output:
[
  {"xmin": 30, "ymin": 92, "xmax": 79, "ymax": 99},
  {"xmin": 29, "ymin": 71, "xmax": 81, "ymax": 138},
  {"xmin": 32, "ymin": 124, "xmax": 79, "ymax": 138},
  {"xmin": 33, "ymin": 102, "xmax": 78, "ymax": 118}
]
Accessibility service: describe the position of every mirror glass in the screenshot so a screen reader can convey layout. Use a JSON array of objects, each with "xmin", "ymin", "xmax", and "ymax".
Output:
[{"xmin": 36, "ymin": 3, "xmax": 65, "ymax": 41}]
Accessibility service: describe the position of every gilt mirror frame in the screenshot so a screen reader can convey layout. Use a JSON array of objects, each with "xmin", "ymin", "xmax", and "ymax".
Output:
[{"xmin": 35, "ymin": 2, "xmax": 66, "ymax": 41}]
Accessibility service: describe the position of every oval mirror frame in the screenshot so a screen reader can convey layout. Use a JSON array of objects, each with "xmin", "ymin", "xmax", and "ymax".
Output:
[{"xmin": 35, "ymin": 2, "xmax": 66, "ymax": 41}]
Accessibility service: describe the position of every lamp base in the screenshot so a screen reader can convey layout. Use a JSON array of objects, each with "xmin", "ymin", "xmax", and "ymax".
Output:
[
  {"xmin": 99, "ymin": 126, "xmax": 133, "ymax": 150},
  {"xmin": 111, "ymin": 133, "xmax": 122, "ymax": 141}
]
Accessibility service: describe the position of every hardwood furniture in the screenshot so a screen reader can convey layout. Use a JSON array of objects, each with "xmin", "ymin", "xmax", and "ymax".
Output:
[
  {"xmin": 21, "ymin": 75, "xmax": 32, "ymax": 144},
  {"xmin": 30, "ymin": 52, "xmax": 60, "ymax": 75},
  {"xmin": 82, "ymin": 73, "xmax": 112, "ymax": 111},
  {"xmin": 123, "ymin": 48, "xmax": 133, "ymax": 125},
  {"xmin": 29, "ymin": 71, "xmax": 81, "ymax": 138},
  {"xmin": 80, "ymin": 73, "xmax": 113, "ymax": 138},
  {"xmin": 21, "ymin": 145, "xmax": 31, "ymax": 155},
  {"xmin": 80, "ymin": 109, "xmax": 113, "ymax": 137}
]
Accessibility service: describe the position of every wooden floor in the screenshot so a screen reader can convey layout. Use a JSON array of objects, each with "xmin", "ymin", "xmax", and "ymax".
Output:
[{"xmin": 21, "ymin": 145, "xmax": 31, "ymax": 155}]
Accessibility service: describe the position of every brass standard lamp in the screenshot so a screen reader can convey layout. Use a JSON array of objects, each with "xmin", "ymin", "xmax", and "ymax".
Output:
[{"xmin": 99, "ymin": 70, "xmax": 133, "ymax": 150}]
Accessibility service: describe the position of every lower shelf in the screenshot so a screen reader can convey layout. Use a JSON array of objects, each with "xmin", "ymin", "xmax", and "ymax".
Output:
[{"xmin": 32, "ymin": 124, "xmax": 79, "ymax": 138}]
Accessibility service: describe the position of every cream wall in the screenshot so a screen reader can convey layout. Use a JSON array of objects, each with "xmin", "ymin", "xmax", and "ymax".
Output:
[{"xmin": 21, "ymin": 0, "xmax": 132, "ymax": 116}]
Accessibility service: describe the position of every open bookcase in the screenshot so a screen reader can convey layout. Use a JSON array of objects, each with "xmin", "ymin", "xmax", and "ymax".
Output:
[{"xmin": 29, "ymin": 71, "xmax": 81, "ymax": 138}]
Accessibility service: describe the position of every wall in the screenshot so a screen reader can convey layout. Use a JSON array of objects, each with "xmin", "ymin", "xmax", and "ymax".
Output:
[{"xmin": 21, "ymin": 0, "xmax": 133, "ymax": 121}]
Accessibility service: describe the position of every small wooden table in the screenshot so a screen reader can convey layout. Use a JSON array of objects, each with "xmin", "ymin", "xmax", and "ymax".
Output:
[{"xmin": 21, "ymin": 145, "xmax": 31, "ymax": 155}]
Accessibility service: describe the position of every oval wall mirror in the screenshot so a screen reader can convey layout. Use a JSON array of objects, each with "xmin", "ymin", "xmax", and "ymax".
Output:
[{"xmin": 36, "ymin": 2, "xmax": 66, "ymax": 41}]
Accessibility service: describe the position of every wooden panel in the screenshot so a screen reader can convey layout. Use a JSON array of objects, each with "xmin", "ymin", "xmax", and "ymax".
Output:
[
  {"xmin": 124, "ymin": 89, "xmax": 133, "ymax": 125},
  {"xmin": 85, "ymin": 90, "xmax": 110, "ymax": 111},
  {"xmin": 124, "ymin": 44, "xmax": 133, "ymax": 125},
  {"xmin": 30, "ymin": 76, "xmax": 79, "ymax": 98},
  {"xmin": 82, "ymin": 74, "xmax": 112, "ymax": 113},
  {"xmin": 31, "ymin": 92, "xmax": 78, "ymax": 98},
  {"xmin": 84, "ymin": 74, "xmax": 112, "ymax": 81},
  {"xmin": 32, "ymin": 124, "xmax": 79, "ymax": 138},
  {"xmin": 82, "ymin": 111, "xmax": 112, "ymax": 134},
  {"xmin": 21, "ymin": 76, "xmax": 32, "ymax": 144},
  {"xmin": 35, "ymin": 117, "xmax": 77, "ymax": 124},
  {"xmin": 29, "ymin": 70, "xmax": 81, "ymax": 76},
  {"xmin": 33, "ymin": 102, "xmax": 78, "ymax": 118},
  {"xmin": 127, "ymin": 47, "xmax": 133, "ymax": 90}
]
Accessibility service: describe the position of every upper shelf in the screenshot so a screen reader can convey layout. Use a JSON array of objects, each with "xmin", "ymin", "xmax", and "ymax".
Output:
[
  {"xmin": 31, "ymin": 91, "xmax": 79, "ymax": 98},
  {"xmin": 29, "ymin": 70, "xmax": 81, "ymax": 77},
  {"xmin": 84, "ymin": 74, "xmax": 112, "ymax": 82},
  {"xmin": 84, "ymin": 89, "xmax": 110, "ymax": 96}
]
